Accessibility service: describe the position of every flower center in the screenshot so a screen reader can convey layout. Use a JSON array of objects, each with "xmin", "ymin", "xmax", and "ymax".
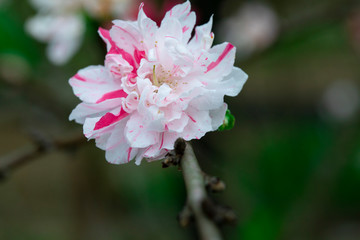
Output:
[{"xmin": 151, "ymin": 64, "xmax": 180, "ymax": 89}]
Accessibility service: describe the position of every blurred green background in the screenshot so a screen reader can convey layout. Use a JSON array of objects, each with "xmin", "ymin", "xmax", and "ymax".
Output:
[{"xmin": 1, "ymin": 0, "xmax": 360, "ymax": 239}]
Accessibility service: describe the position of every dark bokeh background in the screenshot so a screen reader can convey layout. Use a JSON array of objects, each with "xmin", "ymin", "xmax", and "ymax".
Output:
[{"xmin": 1, "ymin": 0, "xmax": 360, "ymax": 239}]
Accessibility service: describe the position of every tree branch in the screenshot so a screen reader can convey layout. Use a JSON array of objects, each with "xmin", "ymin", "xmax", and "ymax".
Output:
[
  {"xmin": 180, "ymin": 142, "xmax": 223, "ymax": 240},
  {"xmin": 0, "ymin": 132, "xmax": 84, "ymax": 181}
]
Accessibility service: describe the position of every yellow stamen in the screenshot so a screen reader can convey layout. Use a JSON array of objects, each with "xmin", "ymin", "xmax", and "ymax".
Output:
[{"xmin": 153, "ymin": 65, "xmax": 159, "ymax": 86}]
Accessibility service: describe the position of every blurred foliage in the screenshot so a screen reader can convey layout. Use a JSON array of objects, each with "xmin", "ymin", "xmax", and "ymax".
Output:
[
  {"xmin": 0, "ymin": 7, "xmax": 40, "ymax": 65},
  {"xmin": 1, "ymin": 0, "xmax": 360, "ymax": 240}
]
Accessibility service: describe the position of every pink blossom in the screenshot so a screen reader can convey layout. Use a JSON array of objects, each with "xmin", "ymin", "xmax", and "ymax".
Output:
[{"xmin": 69, "ymin": 1, "xmax": 248, "ymax": 165}]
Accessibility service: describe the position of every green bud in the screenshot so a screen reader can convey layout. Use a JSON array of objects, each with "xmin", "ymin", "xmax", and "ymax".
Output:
[{"xmin": 218, "ymin": 109, "xmax": 235, "ymax": 131}]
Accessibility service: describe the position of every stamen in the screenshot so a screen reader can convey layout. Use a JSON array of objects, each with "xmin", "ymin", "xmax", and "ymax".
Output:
[{"xmin": 153, "ymin": 65, "xmax": 159, "ymax": 86}]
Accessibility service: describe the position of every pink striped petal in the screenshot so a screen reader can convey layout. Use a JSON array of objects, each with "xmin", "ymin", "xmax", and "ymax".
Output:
[
  {"xmin": 94, "ymin": 108, "xmax": 129, "ymax": 131},
  {"xmin": 206, "ymin": 43, "xmax": 234, "ymax": 73},
  {"xmin": 203, "ymin": 42, "xmax": 236, "ymax": 79},
  {"xmin": 96, "ymin": 89, "xmax": 128, "ymax": 103},
  {"xmin": 163, "ymin": 1, "xmax": 196, "ymax": 43},
  {"xmin": 69, "ymin": 99, "xmax": 122, "ymax": 124},
  {"xmin": 69, "ymin": 65, "xmax": 124, "ymax": 104}
]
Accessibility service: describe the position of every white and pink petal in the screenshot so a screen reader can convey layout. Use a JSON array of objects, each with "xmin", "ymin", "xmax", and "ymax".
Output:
[
  {"xmin": 203, "ymin": 42, "xmax": 236, "ymax": 79},
  {"xmin": 110, "ymin": 20, "xmax": 142, "ymax": 57},
  {"xmin": 105, "ymin": 54, "xmax": 133, "ymax": 77},
  {"xmin": 181, "ymin": 107, "xmax": 213, "ymax": 140},
  {"xmin": 105, "ymin": 142, "xmax": 137, "ymax": 164},
  {"xmin": 69, "ymin": 65, "xmax": 127, "ymax": 104},
  {"xmin": 166, "ymin": 113, "xmax": 189, "ymax": 133},
  {"xmin": 83, "ymin": 107, "xmax": 129, "ymax": 139},
  {"xmin": 125, "ymin": 112, "xmax": 159, "ymax": 148},
  {"xmin": 188, "ymin": 16, "xmax": 214, "ymax": 51},
  {"xmin": 137, "ymin": 3, "xmax": 158, "ymax": 47},
  {"xmin": 162, "ymin": 1, "xmax": 196, "ymax": 43},
  {"xmin": 69, "ymin": 98, "xmax": 122, "ymax": 124}
]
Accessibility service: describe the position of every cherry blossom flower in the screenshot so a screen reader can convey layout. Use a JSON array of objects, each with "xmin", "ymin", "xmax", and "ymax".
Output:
[
  {"xmin": 69, "ymin": 1, "xmax": 248, "ymax": 165},
  {"xmin": 25, "ymin": 0, "xmax": 132, "ymax": 65},
  {"xmin": 218, "ymin": 2, "xmax": 279, "ymax": 59}
]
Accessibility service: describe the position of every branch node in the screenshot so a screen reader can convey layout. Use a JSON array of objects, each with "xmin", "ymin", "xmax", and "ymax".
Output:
[
  {"xmin": 174, "ymin": 138, "xmax": 186, "ymax": 156},
  {"xmin": 202, "ymin": 198, "xmax": 237, "ymax": 225},
  {"xmin": 204, "ymin": 175, "xmax": 226, "ymax": 193},
  {"xmin": 177, "ymin": 204, "xmax": 194, "ymax": 227},
  {"xmin": 162, "ymin": 138, "xmax": 186, "ymax": 168}
]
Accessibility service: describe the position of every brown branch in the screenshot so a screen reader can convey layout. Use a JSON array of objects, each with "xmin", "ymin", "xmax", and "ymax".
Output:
[
  {"xmin": 180, "ymin": 141, "xmax": 223, "ymax": 240},
  {"xmin": 162, "ymin": 139, "xmax": 232, "ymax": 240},
  {"xmin": 0, "ymin": 132, "xmax": 85, "ymax": 181},
  {"xmin": 163, "ymin": 139, "xmax": 237, "ymax": 238}
]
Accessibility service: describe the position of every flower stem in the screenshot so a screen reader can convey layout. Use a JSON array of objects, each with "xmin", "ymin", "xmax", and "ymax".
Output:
[{"xmin": 180, "ymin": 142, "xmax": 222, "ymax": 240}]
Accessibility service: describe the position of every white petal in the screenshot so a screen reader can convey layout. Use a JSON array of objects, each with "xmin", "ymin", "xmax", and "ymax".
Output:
[
  {"xmin": 125, "ymin": 113, "xmax": 159, "ymax": 148},
  {"xmin": 155, "ymin": 84, "xmax": 172, "ymax": 106},
  {"xmin": 190, "ymin": 90, "xmax": 224, "ymax": 111},
  {"xmin": 135, "ymin": 148, "xmax": 147, "ymax": 165},
  {"xmin": 164, "ymin": 38, "xmax": 194, "ymax": 76},
  {"xmin": 167, "ymin": 113, "xmax": 189, "ymax": 133},
  {"xmin": 94, "ymin": 130, "xmax": 112, "ymax": 150},
  {"xmin": 163, "ymin": 1, "xmax": 191, "ymax": 20},
  {"xmin": 158, "ymin": 18, "xmax": 182, "ymax": 42},
  {"xmin": 137, "ymin": 5, "xmax": 158, "ymax": 47},
  {"xmin": 181, "ymin": 107, "xmax": 212, "ymax": 140},
  {"xmin": 209, "ymin": 103, "xmax": 228, "ymax": 130},
  {"xmin": 208, "ymin": 67, "xmax": 248, "ymax": 97},
  {"xmin": 162, "ymin": 132, "xmax": 179, "ymax": 150},
  {"xmin": 188, "ymin": 16, "xmax": 213, "ymax": 51}
]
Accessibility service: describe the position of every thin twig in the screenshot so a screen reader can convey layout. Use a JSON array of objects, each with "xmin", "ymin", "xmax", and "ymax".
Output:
[
  {"xmin": 180, "ymin": 142, "xmax": 223, "ymax": 240},
  {"xmin": 0, "ymin": 132, "xmax": 84, "ymax": 181}
]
